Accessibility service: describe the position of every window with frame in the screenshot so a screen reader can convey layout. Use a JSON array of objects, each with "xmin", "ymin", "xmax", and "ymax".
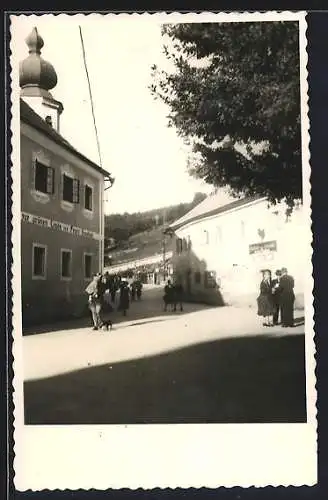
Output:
[
  {"xmin": 34, "ymin": 160, "xmax": 54, "ymax": 194},
  {"xmin": 33, "ymin": 245, "xmax": 46, "ymax": 278},
  {"xmin": 194, "ymin": 271, "xmax": 201, "ymax": 284},
  {"xmin": 63, "ymin": 174, "xmax": 80, "ymax": 203},
  {"xmin": 84, "ymin": 254, "xmax": 92, "ymax": 279},
  {"xmin": 61, "ymin": 250, "xmax": 72, "ymax": 278},
  {"xmin": 176, "ymin": 238, "xmax": 183, "ymax": 254},
  {"xmin": 84, "ymin": 185, "xmax": 93, "ymax": 211},
  {"xmin": 204, "ymin": 270, "xmax": 217, "ymax": 288}
]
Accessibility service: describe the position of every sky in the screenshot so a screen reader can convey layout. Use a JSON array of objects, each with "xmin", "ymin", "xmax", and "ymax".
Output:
[{"xmin": 12, "ymin": 15, "xmax": 213, "ymax": 214}]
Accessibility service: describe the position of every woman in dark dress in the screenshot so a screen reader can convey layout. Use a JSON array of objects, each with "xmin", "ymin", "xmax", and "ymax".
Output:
[
  {"xmin": 119, "ymin": 280, "xmax": 130, "ymax": 316},
  {"xmin": 257, "ymin": 270, "xmax": 275, "ymax": 327}
]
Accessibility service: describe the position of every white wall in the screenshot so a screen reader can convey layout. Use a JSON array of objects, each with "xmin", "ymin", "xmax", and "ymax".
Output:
[{"xmin": 174, "ymin": 199, "xmax": 307, "ymax": 302}]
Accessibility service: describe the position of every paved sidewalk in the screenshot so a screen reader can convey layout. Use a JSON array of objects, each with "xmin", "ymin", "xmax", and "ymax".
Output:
[{"xmin": 23, "ymin": 304, "xmax": 304, "ymax": 381}]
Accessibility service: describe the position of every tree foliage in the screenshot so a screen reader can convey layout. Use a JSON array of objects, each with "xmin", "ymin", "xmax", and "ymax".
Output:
[{"xmin": 151, "ymin": 22, "xmax": 302, "ymax": 207}]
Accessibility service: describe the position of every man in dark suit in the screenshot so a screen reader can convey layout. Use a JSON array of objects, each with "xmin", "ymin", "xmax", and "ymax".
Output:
[
  {"xmin": 272, "ymin": 269, "xmax": 282, "ymax": 325},
  {"xmin": 278, "ymin": 267, "xmax": 295, "ymax": 327}
]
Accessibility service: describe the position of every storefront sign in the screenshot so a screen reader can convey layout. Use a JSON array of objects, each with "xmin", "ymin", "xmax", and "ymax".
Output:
[
  {"xmin": 21, "ymin": 211, "xmax": 100, "ymax": 240},
  {"xmin": 249, "ymin": 240, "xmax": 277, "ymax": 254}
]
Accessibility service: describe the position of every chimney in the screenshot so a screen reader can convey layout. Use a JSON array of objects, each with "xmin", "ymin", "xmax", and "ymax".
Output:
[{"xmin": 45, "ymin": 115, "xmax": 53, "ymax": 127}]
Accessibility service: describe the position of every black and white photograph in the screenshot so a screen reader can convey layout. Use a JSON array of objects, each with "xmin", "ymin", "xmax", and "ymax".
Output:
[{"xmin": 10, "ymin": 11, "xmax": 316, "ymax": 490}]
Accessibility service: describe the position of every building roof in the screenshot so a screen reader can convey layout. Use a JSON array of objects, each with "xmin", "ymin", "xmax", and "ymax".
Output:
[
  {"xmin": 168, "ymin": 190, "xmax": 264, "ymax": 231},
  {"xmin": 20, "ymin": 98, "xmax": 111, "ymax": 178}
]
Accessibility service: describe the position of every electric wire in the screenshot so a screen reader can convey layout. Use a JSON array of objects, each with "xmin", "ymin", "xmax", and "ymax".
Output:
[{"xmin": 79, "ymin": 26, "xmax": 103, "ymax": 171}]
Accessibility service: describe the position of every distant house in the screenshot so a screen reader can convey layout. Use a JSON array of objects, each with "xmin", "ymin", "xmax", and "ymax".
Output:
[
  {"xmin": 19, "ymin": 27, "xmax": 113, "ymax": 325},
  {"xmin": 104, "ymin": 251, "xmax": 173, "ymax": 284},
  {"xmin": 167, "ymin": 190, "xmax": 306, "ymax": 307}
]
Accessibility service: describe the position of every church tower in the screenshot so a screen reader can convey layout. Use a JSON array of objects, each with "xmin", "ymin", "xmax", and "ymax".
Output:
[{"xmin": 19, "ymin": 27, "xmax": 63, "ymax": 132}]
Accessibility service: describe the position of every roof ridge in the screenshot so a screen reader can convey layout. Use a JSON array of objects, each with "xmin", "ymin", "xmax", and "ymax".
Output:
[{"xmin": 169, "ymin": 193, "xmax": 264, "ymax": 231}]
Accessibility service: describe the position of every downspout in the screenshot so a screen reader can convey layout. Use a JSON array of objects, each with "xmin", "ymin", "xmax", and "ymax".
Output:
[{"xmin": 101, "ymin": 175, "xmax": 115, "ymax": 271}]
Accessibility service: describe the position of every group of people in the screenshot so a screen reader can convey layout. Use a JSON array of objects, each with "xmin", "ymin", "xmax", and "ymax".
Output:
[
  {"xmin": 257, "ymin": 267, "xmax": 295, "ymax": 328},
  {"xmin": 163, "ymin": 280, "xmax": 184, "ymax": 312},
  {"xmin": 85, "ymin": 272, "xmax": 143, "ymax": 331}
]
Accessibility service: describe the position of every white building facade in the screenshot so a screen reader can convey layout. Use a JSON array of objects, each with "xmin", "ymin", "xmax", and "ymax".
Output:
[{"xmin": 169, "ymin": 193, "xmax": 308, "ymax": 308}]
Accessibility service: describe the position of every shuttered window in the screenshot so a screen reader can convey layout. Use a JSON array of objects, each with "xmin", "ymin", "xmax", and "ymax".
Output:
[
  {"xmin": 84, "ymin": 185, "xmax": 93, "ymax": 210},
  {"xmin": 63, "ymin": 175, "xmax": 80, "ymax": 204},
  {"xmin": 34, "ymin": 160, "xmax": 54, "ymax": 194},
  {"xmin": 73, "ymin": 179, "xmax": 80, "ymax": 203}
]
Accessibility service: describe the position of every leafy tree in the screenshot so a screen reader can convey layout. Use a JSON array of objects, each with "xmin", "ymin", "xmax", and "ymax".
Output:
[{"xmin": 151, "ymin": 21, "xmax": 301, "ymax": 207}]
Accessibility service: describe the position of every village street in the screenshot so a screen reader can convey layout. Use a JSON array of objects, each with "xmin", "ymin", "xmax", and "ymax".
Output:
[{"xmin": 23, "ymin": 285, "xmax": 307, "ymax": 425}]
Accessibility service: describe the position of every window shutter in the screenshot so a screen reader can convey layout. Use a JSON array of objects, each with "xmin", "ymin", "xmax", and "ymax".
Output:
[
  {"xmin": 32, "ymin": 159, "xmax": 37, "ymax": 189},
  {"xmin": 46, "ymin": 167, "xmax": 55, "ymax": 194},
  {"xmin": 73, "ymin": 179, "xmax": 80, "ymax": 203}
]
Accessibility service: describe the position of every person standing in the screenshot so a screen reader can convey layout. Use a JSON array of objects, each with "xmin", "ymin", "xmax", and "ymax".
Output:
[
  {"xmin": 257, "ymin": 270, "xmax": 275, "ymax": 327},
  {"xmin": 163, "ymin": 279, "xmax": 173, "ymax": 312},
  {"xmin": 85, "ymin": 274, "xmax": 103, "ymax": 330},
  {"xmin": 136, "ymin": 279, "xmax": 143, "ymax": 300},
  {"xmin": 278, "ymin": 267, "xmax": 295, "ymax": 327},
  {"xmin": 173, "ymin": 281, "xmax": 184, "ymax": 312},
  {"xmin": 100, "ymin": 286, "xmax": 113, "ymax": 330},
  {"xmin": 130, "ymin": 281, "xmax": 136, "ymax": 301},
  {"xmin": 272, "ymin": 269, "xmax": 282, "ymax": 325},
  {"xmin": 109, "ymin": 277, "xmax": 117, "ymax": 304},
  {"xmin": 119, "ymin": 280, "xmax": 130, "ymax": 316}
]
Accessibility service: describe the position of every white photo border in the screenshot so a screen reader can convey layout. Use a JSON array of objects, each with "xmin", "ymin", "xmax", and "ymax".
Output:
[{"xmin": 10, "ymin": 10, "xmax": 316, "ymax": 490}]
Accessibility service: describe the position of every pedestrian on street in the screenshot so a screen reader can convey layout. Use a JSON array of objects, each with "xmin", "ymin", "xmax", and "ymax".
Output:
[
  {"xmin": 172, "ymin": 281, "xmax": 184, "ymax": 312},
  {"xmin": 257, "ymin": 269, "xmax": 275, "ymax": 327},
  {"xmin": 85, "ymin": 273, "xmax": 103, "ymax": 330},
  {"xmin": 277, "ymin": 267, "xmax": 295, "ymax": 327},
  {"xmin": 100, "ymin": 287, "xmax": 113, "ymax": 331},
  {"xmin": 130, "ymin": 281, "xmax": 136, "ymax": 301},
  {"xmin": 119, "ymin": 280, "xmax": 130, "ymax": 316},
  {"xmin": 163, "ymin": 279, "xmax": 173, "ymax": 312},
  {"xmin": 103, "ymin": 271, "xmax": 111, "ymax": 290},
  {"xmin": 136, "ymin": 279, "xmax": 143, "ymax": 300},
  {"xmin": 272, "ymin": 269, "xmax": 282, "ymax": 325},
  {"xmin": 109, "ymin": 277, "xmax": 117, "ymax": 303}
]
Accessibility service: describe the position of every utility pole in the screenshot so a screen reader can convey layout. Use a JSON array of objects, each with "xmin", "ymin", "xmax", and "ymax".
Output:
[{"xmin": 162, "ymin": 208, "xmax": 166, "ymax": 282}]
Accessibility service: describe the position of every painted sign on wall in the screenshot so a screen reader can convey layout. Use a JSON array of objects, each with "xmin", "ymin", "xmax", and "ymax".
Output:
[
  {"xmin": 21, "ymin": 211, "xmax": 100, "ymax": 240},
  {"xmin": 249, "ymin": 240, "xmax": 277, "ymax": 255}
]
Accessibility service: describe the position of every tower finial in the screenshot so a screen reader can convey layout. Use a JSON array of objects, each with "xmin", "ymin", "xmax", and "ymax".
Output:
[
  {"xmin": 25, "ymin": 27, "xmax": 44, "ymax": 55},
  {"xmin": 19, "ymin": 26, "xmax": 58, "ymax": 92},
  {"xmin": 19, "ymin": 26, "xmax": 63, "ymax": 132}
]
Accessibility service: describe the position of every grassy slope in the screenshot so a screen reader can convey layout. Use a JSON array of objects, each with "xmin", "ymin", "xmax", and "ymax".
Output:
[{"xmin": 109, "ymin": 226, "xmax": 174, "ymax": 265}]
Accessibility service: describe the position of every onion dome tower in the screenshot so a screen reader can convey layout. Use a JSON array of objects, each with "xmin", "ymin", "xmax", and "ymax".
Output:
[{"xmin": 19, "ymin": 27, "xmax": 63, "ymax": 132}]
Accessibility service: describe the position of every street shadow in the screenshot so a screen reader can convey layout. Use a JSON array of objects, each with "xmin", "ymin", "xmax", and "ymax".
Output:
[
  {"xmin": 24, "ymin": 333, "xmax": 307, "ymax": 425},
  {"xmin": 127, "ymin": 318, "xmax": 176, "ymax": 328}
]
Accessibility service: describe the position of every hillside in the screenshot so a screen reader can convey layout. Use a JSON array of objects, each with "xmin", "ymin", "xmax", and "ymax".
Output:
[{"xmin": 104, "ymin": 192, "xmax": 207, "ymax": 266}]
